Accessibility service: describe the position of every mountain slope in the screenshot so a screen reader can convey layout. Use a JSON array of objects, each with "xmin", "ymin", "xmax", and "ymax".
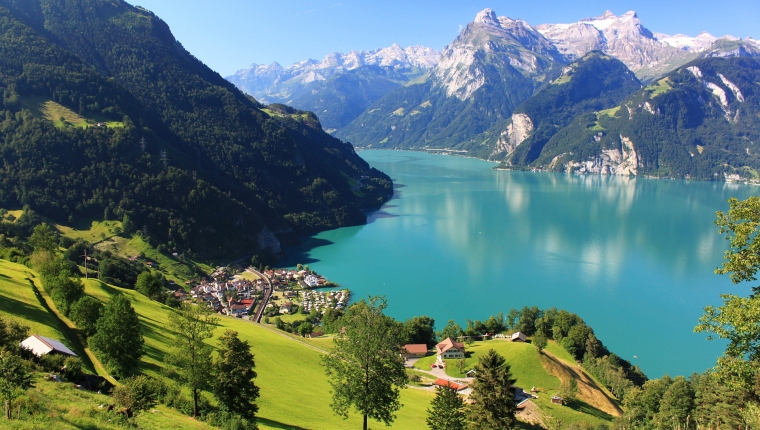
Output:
[
  {"xmin": 503, "ymin": 57, "xmax": 760, "ymax": 180},
  {"xmin": 336, "ymin": 8, "xmax": 566, "ymax": 158},
  {"xmin": 0, "ymin": 0, "xmax": 391, "ymax": 259},
  {"xmin": 492, "ymin": 51, "xmax": 642, "ymax": 164},
  {"xmin": 226, "ymin": 44, "xmax": 438, "ymax": 130}
]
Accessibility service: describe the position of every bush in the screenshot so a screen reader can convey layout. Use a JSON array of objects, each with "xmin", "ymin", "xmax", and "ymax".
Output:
[
  {"xmin": 61, "ymin": 356, "xmax": 82, "ymax": 381},
  {"xmin": 205, "ymin": 410, "xmax": 258, "ymax": 430},
  {"xmin": 112, "ymin": 375, "xmax": 165, "ymax": 413},
  {"xmin": 37, "ymin": 353, "xmax": 65, "ymax": 373}
]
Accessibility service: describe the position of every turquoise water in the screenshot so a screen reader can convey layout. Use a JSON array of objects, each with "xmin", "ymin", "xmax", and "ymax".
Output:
[{"xmin": 284, "ymin": 150, "xmax": 756, "ymax": 378}]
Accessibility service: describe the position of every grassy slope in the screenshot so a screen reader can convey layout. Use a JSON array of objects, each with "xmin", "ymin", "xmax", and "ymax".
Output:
[
  {"xmin": 0, "ymin": 260, "xmax": 68, "ymax": 342},
  {"xmin": 414, "ymin": 339, "xmax": 618, "ymax": 427},
  {"xmin": 84, "ymin": 278, "xmax": 435, "ymax": 429},
  {"xmin": 3, "ymin": 257, "xmax": 618, "ymax": 428}
]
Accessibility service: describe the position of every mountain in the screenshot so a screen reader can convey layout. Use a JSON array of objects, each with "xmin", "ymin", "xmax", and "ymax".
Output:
[
  {"xmin": 491, "ymin": 51, "xmax": 642, "ymax": 164},
  {"xmin": 336, "ymin": 8, "xmax": 566, "ymax": 158},
  {"xmin": 226, "ymin": 44, "xmax": 439, "ymax": 130},
  {"xmin": 537, "ymin": 10, "xmax": 760, "ymax": 82},
  {"xmin": 499, "ymin": 57, "xmax": 760, "ymax": 180},
  {"xmin": 0, "ymin": 0, "xmax": 392, "ymax": 260}
]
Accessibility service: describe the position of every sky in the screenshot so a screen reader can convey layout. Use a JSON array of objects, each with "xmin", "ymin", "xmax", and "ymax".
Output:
[{"xmin": 125, "ymin": 0, "xmax": 759, "ymax": 77}]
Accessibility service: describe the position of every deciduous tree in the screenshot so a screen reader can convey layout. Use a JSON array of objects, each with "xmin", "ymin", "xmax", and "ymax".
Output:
[
  {"xmin": 467, "ymin": 349, "xmax": 517, "ymax": 430},
  {"xmin": 166, "ymin": 303, "xmax": 218, "ymax": 417},
  {"xmin": 322, "ymin": 296, "xmax": 408, "ymax": 430},
  {"xmin": 0, "ymin": 352, "xmax": 33, "ymax": 419},
  {"xmin": 69, "ymin": 295, "xmax": 103, "ymax": 337}
]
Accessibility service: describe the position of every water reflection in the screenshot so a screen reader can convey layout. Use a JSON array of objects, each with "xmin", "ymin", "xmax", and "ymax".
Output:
[{"xmin": 284, "ymin": 151, "xmax": 756, "ymax": 377}]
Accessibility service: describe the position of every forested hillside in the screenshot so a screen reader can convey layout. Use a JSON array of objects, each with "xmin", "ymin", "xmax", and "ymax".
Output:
[
  {"xmin": 506, "ymin": 57, "xmax": 760, "ymax": 180},
  {"xmin": 0, "ymin": 0, "xmax": 391, "ymax": 260}
]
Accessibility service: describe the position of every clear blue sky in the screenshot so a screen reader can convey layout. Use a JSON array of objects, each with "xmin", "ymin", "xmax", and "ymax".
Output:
[{"xmin": 125, "ymin": 0, "xmax": 759, "ymax": 76}]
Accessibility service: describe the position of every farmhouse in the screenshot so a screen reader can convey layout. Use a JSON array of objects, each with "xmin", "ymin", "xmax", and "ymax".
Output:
[
  {"xmin": 436, "ymin": 337, "xmax": 465, "ymax": 360},
  {"xmin": 511, "ymin": 331, "xmax": 527, "ymax": 342},
  {"xmin": 20, "ymin": 335, "xmax": 77, "ymax": 357},
  {"xmin": 401, "ymin": 343, "xmax": 428, "ymax": 359}
]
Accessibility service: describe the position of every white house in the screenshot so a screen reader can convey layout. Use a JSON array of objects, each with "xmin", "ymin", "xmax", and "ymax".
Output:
[
  {"xmin": 436, "ymin": 337, "xmax": 466, "ymax": 360},
  {"xmin": 20, "ymin": 335, "xmax": 77, "ymax": 357},
  {"xmin": 511, "ymin": 332, "xmax": 527, "ymax": 342}
]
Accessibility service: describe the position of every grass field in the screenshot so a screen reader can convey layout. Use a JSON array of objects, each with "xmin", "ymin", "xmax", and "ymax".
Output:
[
  {"xmin": 0, "ymin": 260, "xmax": 69, "ymax": 344},
  {"xmin": 55, "ymin": 219, "xmax": 123, "ymax": 243},
  {"xmin": 81, "ymin": 279, "xmax": 436, "ymax": 429},
  {"xmin": 20, "ymin": 95, "xmax": 124, "ymax": 129},
  {"xmin": 2, "ymin": 256, "xmax": 620, "ymax": 428},
  {"xmin": 647, "ymin": 77, "xmax": 672, "ymax": 97}
]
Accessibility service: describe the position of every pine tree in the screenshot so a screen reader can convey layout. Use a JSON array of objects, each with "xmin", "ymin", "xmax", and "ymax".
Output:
[
  {"xmin": 426, "ymin": 386, "xmax": 466, "ymax": 430},
  {"xmin": 211, "ymin": 330, "xmax": 259, "ymax": 420},
  {"xmin": 90, "ymin": 294, "xmax": 144, "ymax": 377},
  {"xmin": 467, "ymin": 349, "xmax": 517, "ymax": 430}
]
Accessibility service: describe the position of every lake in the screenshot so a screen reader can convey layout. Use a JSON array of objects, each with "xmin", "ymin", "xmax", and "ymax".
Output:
[{"xmin": 283, "ymin": 150, "xmax": 756, "ymax": 378}]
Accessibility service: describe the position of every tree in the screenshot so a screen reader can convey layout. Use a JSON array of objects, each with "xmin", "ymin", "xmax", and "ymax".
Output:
[
  {"xmin": 0, "ymin": 352, "xmax": 33, "ymax": 419},
  {"xmin": 135, "ymin": 271, "xmax": 164, "ymax": 301},
  {"xmin": 559, "ymin": 377, "xmax": 578, "ymax": 403},
  {"xmin": 90, "ymin": 294, "xmax": 144, "ymax": 377},
  {"xmin": 437, "ymin": 319, "xmax": 463, "ymax": 342},
  {"xmin": 655, "ymin": 376, "xmax": 695, "ymax": 429},
  {"xmin": 0, "ymin": 318, "xmax": 28, "ymax": 354},
  {"xmin": 696, "ymin": 197, "xmax": 760, "ymax": 389},
  {"xmin": 28, "ymin": 223, "xmax": 57, "ymax": 254},
  {"xmin": 467, "ymin": 349, "xmax": 517, "ymax": 430},
  {"xmin": 69, "ymin": 295, "xmax": 103, "ymax": 337},
  {"xmin": 322, "ymin": 296, "xmax": 408, "ymax": 430},
  {"xmin": 426, "ymin": 386, "xmax": 466, "ymax": 430},
  {"xmin": 166, "ymin": 303, "xmax": 218, "ymax": 417},
  {"xmin": 211, "ymin": 330, "xmax": 259, "ymax": 420},
  {"xmin": 403, "ymin": 315, "xmax": 437, "ymax": 348},
  {"xmin": 714, "ymin": 196, "xmax": 760, "ymax": 290},
  {"xmin": 112, "ymin": 375, "xmax": 162, "ymax": 416},
  {"xmin": 533, "ymin": 331, "xmax": 548, "ymax": 354}
]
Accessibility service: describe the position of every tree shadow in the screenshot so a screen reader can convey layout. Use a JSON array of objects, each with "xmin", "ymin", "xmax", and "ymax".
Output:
[
  {"xmin": 564, "ymin": 398, "xmax": 615, "ymax": 421},
  {"xmin": 256, "ymin": 417, "xmax": 308, "ymax": 429}
]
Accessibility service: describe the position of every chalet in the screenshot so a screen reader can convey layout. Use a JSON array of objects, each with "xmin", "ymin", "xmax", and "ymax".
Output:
[
  {"xmin": 432, "ymin": 378, "xmax": 468, "ymax": 391},
  {"xmin": 401, "ymin": 344, "xmax": 428, "ymax": 359},
  {"xmin": 229, "ymin": 304, "xmax": 249, "ymax": 317},
  {"xmin": 511, "ymin": 331, "xmax": 527, "ymax": 342},
  {"xmin": 436, "ymin": 337, "xmax": 465, "ymax": 360},
  {"xmin": 551, "ymin": 395, "xmax": 564, "ymax": 405},
  {"xmin": 20, "ymin": 335, "xmax": 77, "ymax": 357}
]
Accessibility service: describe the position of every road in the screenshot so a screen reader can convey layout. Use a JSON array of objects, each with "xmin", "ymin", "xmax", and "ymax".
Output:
[{"xmin": 248, "ymin": 268, "xmax": 272, "ymax": 323}]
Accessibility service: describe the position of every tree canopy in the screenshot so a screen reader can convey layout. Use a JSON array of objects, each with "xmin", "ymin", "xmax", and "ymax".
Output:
[
  {"xmin": 89, "ymin": 294, "xmax": 144, "ymax": 377},
  {"xmin": 467, "ymin": 349, "xmax": 517, "ymax": 430},
  {"xmin": 322, "ymin": 296, "xmax": 408, "ymax": 430}
]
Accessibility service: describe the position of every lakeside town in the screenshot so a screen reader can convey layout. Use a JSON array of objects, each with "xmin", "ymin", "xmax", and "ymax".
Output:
[{"xmin": 181, "ymin": 265, "xmax": 349, "ymax": 322}]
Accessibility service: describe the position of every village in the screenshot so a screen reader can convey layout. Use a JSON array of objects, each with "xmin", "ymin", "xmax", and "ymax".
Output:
[{"xmin": 183, "ymin": 265, "xmax": 348, "ymax": 321}]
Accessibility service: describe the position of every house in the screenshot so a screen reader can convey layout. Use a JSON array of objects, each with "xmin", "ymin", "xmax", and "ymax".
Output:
[
  {"xmin": 511, "ymin": 331, "xmax": 527, "ymax": 342},
  {"xmin": 20, "ymin": 335, "xmax": 78, "ymax": 357},
  {"xmin": 465, "ymin": 369, "xmax": 477, "ymax": 378},
  {"xmin": 436, "ymin": 337, "xmax": 466, "ymax": 360},
  {"xmin": 432, "ymin": 378, "xmax": 468, "ymax": 391},
  {"xmin": 551, "ymin": 395, "xmax": 564, "ymax": 405},
  {"xmin": 401, "ymin": 344, "xmax": 428, "ymax": 359},
  {"xmin": 229, "ymin": 304, "xmax": 249, "ymax": 317}
]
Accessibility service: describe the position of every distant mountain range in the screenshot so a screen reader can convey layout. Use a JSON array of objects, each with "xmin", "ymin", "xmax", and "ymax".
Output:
[
  {"xmin": 228, "ymin": 8, "xmax": 760, "ymax": 180},
  {"xmin": 227, "ymin": 45, "xmax": 439, "ymax": 130}
]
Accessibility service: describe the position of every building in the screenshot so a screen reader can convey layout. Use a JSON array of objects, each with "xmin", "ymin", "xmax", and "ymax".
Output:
[
  {"xmin": 436, "ymin": 337, "xmax": 466, "ymax": 360},
  {"xmin": 433, "ymin": 378, "xmax": 468, "ymax": 391},
  {"xmin": 551, "ymin": 395, "xmax": 564, "ymax": 405},
  {"xmin": 511, "ymin": 331, "xmax": 527, "ymax": 342},
  {"xmin": 20, "ymin": 335, "xmax": 77, "ymax": 357},
  {"xmin": 401, "ymin": 344, "xmax": 428, "ymax": 359}
]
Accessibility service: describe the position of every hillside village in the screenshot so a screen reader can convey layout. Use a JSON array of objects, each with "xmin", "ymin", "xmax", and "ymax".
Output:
[{"xmin": 186, "ymin": 265, "xmax": 347, "ymax": 319}]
